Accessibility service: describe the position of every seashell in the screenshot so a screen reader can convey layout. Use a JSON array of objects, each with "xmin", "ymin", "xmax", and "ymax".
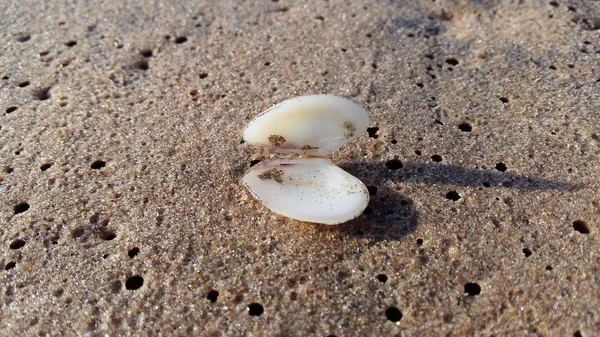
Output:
[
  {"xmin": 243, "ymin": 158, "xmax": 369, "ymax": 225},
  {"xmin": 243, "ymin": 95, "xmax": 370, "ymax": 156}
]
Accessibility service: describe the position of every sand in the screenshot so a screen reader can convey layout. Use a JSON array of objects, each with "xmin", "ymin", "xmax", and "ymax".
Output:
[{"xmin": 1, "ymin": 0, "xmax": 599, "ymax": 336}]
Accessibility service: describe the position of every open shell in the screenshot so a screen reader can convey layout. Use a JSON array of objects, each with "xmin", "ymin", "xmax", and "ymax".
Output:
[
  {"xmin": 243, "ymin": 95, "xmax": 370, "ymax": 156},
  {"xmin": 243, "ymin": 158, "xmax": 369, "ymax": 225}
]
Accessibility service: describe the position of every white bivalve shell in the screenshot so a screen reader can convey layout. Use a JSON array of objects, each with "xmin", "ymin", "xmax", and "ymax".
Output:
[
  {"xmin": 243, "ymin": 95, "xmax": 370, "ymax": 156},
  {"xmin": 243, "ymin": 158, "xmax": 369, "ymax": 225}
]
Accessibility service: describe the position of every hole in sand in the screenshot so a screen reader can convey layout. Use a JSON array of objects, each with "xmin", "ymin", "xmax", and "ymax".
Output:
[
  {"xmin": 445, "ymin": 191, "xmax": 460, "ymax": 201},
  {"xmin": 445, "ymin": 58, "xmax": 459, "ymax": 66},
  {"xmin": 132, "ymin": 60, "xmax": 149, "ymax": 71},
  {"xmin": 458, "ymin": 122, "xmax": 472, "ymax": 132},
  {"xmin": 140, "ymin": 49, "xmax": 153, "ymax": 58},
  {"xmin": 91, "ymin": 160, "xmax": 106, "ymax": 169},
  {"xmin": 174, "ymin": 36, "xmax": 188, "ymax": 44},
  {"xmin": 32, "ymin": 87, "xmax": 51, "ymax": 101},
  {"xmin": 125, "ymin": 275, "xmax": 144, "ymax": 290},
  {"xmin": 10, "ymin": 239, "xmax": 26, "ymax": 250},
  {"xmin": 128, "ymin": 247, "xmax": 140, "ymax": 258},
  {"xmin": 248, "ymin": 303, "xmax": 264, "ymax": 316},
  {"xmin": 15, "ymin": 34, "xmax": 31, "ymax": 42},
  {"xmin": 367, "ymin": 127, "xmax": 379, "ymax": 139},
  {"xmin": 464, "ymin": 282, "xmax": 481, "ymax": 296},
  {"xmin": 99, "ymin": 230, "xmax": 116, "ymax": 241},
  {"xmin": 207, "ymin": 289, "xmax": 219, "ymax": 303},
  {"xmin": 385, "ymin": 159, "xmax": 403, "ymax": 170},
  {"xmin": 573, "ymin": 220, "xmax": 589, "ymax": 234},
  {"xmin": 14, "ymin": 202, "xmax": 30, "ymax": 214},
  {"xmin": 385, "ymin": 307, "xmax": 402, "ymax": 322}
]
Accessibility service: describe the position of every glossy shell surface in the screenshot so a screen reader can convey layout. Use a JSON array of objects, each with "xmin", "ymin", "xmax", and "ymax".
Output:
[
  {"xmin": 243, "ymin": 95, "xmax": 370, "ymax": 156},
  {"xmin": 243, "ymin": 158, "xmax": 369, "ymax": 225}
]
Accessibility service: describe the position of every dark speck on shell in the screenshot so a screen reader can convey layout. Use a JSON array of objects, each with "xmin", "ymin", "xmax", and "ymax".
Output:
[
  {"xmin": 257, "ymin": 168, "xmax": 284, "ymax": 183},
  {"xmin": 268, "ymin": 135, "xmax": 286, "ymax": 147},
  {"xmin": 343, "ymin": 121, "xmax": 356, "ymax": 138}
]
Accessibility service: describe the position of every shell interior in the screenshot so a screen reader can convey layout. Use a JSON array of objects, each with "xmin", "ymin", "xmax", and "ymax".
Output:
[{"xmin": 243, "ymin": 158, "xmax": 369, "ymax": 225}]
